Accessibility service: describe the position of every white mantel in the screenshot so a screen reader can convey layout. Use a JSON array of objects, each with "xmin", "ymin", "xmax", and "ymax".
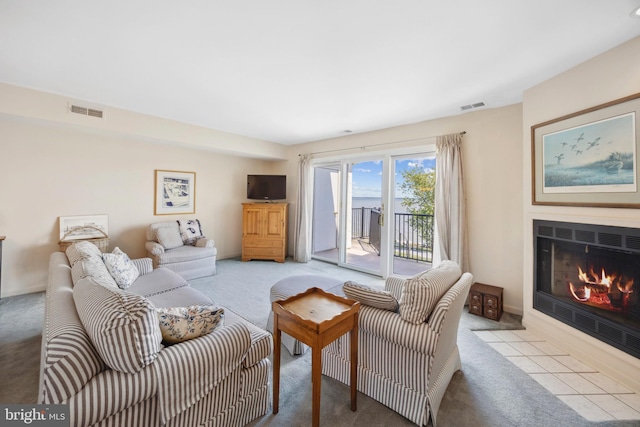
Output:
[{"xmin": 522, "ymin": 36, "xmax": 640, "ymax": 394}]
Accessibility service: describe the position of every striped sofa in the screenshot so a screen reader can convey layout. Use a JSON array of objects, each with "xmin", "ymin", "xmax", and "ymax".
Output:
[
  {"xmin": 39, "ymin": 243, "xmax": 272, "ymax": 427},
  {"xmin": 322, "ymin": 261, "xmax": 473, "ymax": 426}
]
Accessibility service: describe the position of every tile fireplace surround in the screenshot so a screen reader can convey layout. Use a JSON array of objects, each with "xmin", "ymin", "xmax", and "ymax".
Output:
[{"xmin": 524, "ymin": 215, "xmax": 640, "ymax": 396}]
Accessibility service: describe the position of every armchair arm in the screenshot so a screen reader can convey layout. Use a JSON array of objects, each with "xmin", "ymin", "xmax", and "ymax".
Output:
[
  {"xmin": 145, "ymin": 241, "xmax": 165, "ymax": 256},
  {"xmin": 195, "ymin": 237, "xmax": 215, "ymax": 248},
  {"xmin": 130, "ymin": 258, "xmax": 153, "ymax": 275},
  {"xmin": 427, "ymin": 272, "xmax": 473, "ymax": 381},
  {"xmin": 153, "ymin": 322, "xmax": 252, "ymax": 424},
  {"xmin": 358, "ymin": 305, "xmax": 436, "ymax": 354}
]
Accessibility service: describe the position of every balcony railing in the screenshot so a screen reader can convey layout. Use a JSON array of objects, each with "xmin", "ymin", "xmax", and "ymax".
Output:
[
  {"xmin": 393, "ymin": 212, "xmax": 433, "ymax": 263},
  {"xmin": 351, "ymin": 207, "xmax": 433, "ymax": 263}
]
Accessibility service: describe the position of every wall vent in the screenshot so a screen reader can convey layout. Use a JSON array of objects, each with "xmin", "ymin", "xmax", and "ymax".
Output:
[
  {"xmin": 69, "ymin": 103, "xmax": 104, "ymax": 118},
  {"xmin": 460, "ymin": 102, "xmax": 485, "ymax": 111}
]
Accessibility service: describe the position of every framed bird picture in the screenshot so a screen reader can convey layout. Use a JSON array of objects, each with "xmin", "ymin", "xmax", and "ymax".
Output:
[{"xmin": 531, "ymin": 92, "xmax": 640, "ymax": 208}]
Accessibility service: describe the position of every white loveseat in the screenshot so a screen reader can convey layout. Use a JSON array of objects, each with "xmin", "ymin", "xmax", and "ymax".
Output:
[
  {"xmin": 145, "ymin": 219, "xmax": 217, "ymax": 280},
  {"xmin": 39, "ymin": 242, "xmax": 271, "ymax": 427},
  {"xmin": 322, "ymin": 261, "xmax": 473, "ymax": 426}
]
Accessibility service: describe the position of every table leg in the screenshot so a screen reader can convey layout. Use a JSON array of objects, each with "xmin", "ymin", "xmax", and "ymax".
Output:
[
  {"xmin": 311, "ymin": 336, "xmax": 321, "ymax": 427},
  {"xmin": 350, "ymin": 313, "xmax": 358, "ymax": 411},
  {"xmin": 273, "ymin": 313, "xmax": 281, "ymax": 415}
]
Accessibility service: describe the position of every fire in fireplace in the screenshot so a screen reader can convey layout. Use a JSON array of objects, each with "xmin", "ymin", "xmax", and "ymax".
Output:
[
  {"xmin": 569, "ymin": 265, "xmax": 634, "ymax": 309},
  {"xmin": 534, "ymin": 220, "xmax": 640, "ymax": 358}
]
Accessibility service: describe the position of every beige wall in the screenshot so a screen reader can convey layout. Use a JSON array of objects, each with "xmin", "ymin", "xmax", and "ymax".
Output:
[
  {"xmin": 286, "ymin": 103, "xmax": 525, "ymax": 314},
  {"xmin": 522, "ymin": 36, "xmax": 640, "ymax": 392},
  {"xmin": 0, "ymin": 86, "xmax": 284, "ymax": 297}
]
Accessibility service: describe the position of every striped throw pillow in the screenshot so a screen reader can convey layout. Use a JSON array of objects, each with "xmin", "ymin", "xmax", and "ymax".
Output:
[
  {"xmin": 343, "ymin": 281, "xmax": 398, "ymax": 312},
  {"xmin": 73, "ymin": 277, "xmax": 163, "ymax": 374},
  {"xmin": 399, "ymin": 261, "xmax": 462, "ymax": 324}
]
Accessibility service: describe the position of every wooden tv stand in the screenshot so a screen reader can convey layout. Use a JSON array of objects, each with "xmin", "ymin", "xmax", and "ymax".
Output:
[{"xmin": 241, "ymin": 203, "xmax": 288, "ymax": 263}]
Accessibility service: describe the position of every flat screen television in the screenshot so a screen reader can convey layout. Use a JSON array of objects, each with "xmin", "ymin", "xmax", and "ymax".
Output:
[{"xmin": 247, "ymin": 175, "xmax": 286, "ymax": 201}]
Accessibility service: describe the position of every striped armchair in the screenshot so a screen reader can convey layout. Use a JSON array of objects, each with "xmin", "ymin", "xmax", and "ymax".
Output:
[{"xmin": 322, "ymin": 262, "xmax": 473, "ymax": 426}]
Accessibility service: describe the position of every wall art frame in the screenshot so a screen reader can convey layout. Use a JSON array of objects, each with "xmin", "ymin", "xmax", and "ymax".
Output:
[
  {"xmin": 59, "ymin": 214, "xmax": 109, "ymax": 241},
  {"xmin": 531, "ymin": 92, "xmax": 640, "ymax": 208},
  {"xmin": 154, "ymin": 169, "xmax": 196, "ymax": 215}
]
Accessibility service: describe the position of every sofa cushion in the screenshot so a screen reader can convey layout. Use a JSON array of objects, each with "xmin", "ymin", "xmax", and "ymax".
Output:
[
  {"xmin": 127, "ymin": 267, "xmax": 189, "ymax": 298},
  {"xmin": 178, "ymin": 219, "xmax": 203, "ymax": 245},
  {"xmin": 73, "ymin": 277, "xmax": 163, "ymax": 374},
  {"xmin": 156, "ymin": 245, "xmax": 217, "ymax": 264},
  {"xmin": 343, "ymin": 281, "xmax": 398, "ymax": 312},
  {"xmin": 145, "ymin": 285, "xmax": 214, "ymax": 309},
  {"xmin": 157, "ymin": 305, "xmax": 225, "ymax": 344},
  {"xmin": 155, "ymin": 223, "xmax": 184, "ymax": 249},
  {"xmin": 399, "ymin": 260, "xmax": 462, "ymax": 324},
  {"xmin": 102, "ymin": 247, "xmax": 140, "ymax": 289}
]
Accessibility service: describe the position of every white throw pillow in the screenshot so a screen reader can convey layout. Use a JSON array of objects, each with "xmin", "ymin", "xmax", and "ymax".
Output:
[
  {"xmin": 157, "ymin": 305, "xmax": 224, "ymax": 344},
  {"xmin": 177, "ymin": 219, "xmax": 204, "ymax": 245},
  {"xmin": 71, "ymin": 255, "xmax": 118, "ymax": 288},
  {"xmin": 103, "ymin": 247, "xmax": 140, "ymax": 289},
  {"xmin": 66, "ymin": 240, "xmax": 104, "ymax": 267},
  {"xmin": 155, "ymin": 225, "xmax": 184, "ymax": 249}
]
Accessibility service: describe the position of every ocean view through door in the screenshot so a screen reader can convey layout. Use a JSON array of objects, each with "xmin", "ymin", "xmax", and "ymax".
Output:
[
  {"xmin": 345, "ymin": 159, "xmax": 383, "ymax": 274},
  {"xmin": 392, "ymin": 154, "xmax": 436, "ymax": 275},
  {"xmin": 311, "ymin": 151, "xmax": 435, "ymax": 277}
]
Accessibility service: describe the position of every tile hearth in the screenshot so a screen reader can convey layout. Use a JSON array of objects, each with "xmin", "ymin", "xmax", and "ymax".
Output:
[{"xmin": 474, "ymin": 329, "xmax": 640, "ymax": 422}]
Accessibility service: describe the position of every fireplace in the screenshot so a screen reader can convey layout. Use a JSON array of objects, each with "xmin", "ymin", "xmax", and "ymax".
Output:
[{"xmin": 534, "ymin": 220, "xmax": 640, "ymax": 359}]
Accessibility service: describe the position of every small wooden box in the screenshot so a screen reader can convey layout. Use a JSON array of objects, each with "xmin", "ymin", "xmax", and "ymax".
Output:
[{"xmin": 469, "ymin": 283, "xmax": 503, "ymax": 321}]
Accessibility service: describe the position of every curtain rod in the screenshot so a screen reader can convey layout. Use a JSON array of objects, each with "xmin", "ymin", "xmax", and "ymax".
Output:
[{"xmin": 298, "ymin": 131, "xmax": 466, "ymax": 157}]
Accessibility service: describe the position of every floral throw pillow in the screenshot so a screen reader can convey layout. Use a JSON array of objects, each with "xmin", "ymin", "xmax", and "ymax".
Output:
[
  {"xmin": 102, "ymin": 247, "xmax": 140, "ymax": 289},
  {"xmin": 156, "ymin": 305, "xmax": 225, "ymax": 344}
]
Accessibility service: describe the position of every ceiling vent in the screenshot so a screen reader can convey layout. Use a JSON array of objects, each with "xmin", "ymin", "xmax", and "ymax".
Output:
[
  {"xmin": 460, "ymin": 102, "xmax": 485, "ymax": 111},
  {"xmin": 69, "ymin": 103, "xmax": 104, "ymax": 118}
]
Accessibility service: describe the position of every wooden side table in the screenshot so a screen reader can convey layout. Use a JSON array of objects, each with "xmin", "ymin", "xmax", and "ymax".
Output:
[{"xmin": 272, "ymin": 287, "xmax": 360, "ymax": 427}]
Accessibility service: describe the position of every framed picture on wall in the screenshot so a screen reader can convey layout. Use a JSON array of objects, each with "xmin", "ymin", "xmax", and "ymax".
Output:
[
  {"xmin": 59, "ymin": 215, "xmax": 109, "ymax": 241},
  {"xmin": 531, "ymin": 92, "xmax": 640, "ymax": 208},
  {"xmin": 154, "ymin": 170, "xmax": 196, "ymax": 215}
]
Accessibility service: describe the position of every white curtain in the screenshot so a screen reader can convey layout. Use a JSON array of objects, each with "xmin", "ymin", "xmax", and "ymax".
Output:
[
  {"xmin": 435, "ymin": 133, "xmax": 469, "ymax": 272},
  {"xmin": 294, "ymin": 154, "xmax": 312, "ymax": 262}
]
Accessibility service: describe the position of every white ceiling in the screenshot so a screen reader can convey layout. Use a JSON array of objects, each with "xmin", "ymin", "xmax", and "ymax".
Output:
[{"xmin": 1, "ymin": 1, "xmax": 640, "ymax": 145}]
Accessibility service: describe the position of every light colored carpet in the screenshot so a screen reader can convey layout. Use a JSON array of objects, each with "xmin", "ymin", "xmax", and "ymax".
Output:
[{"xmin": 1, "ymin": 257, "xmax": 637, "ymax": 426}]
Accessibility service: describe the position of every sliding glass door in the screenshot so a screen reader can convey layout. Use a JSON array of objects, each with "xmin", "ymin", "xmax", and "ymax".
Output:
[
  {"xmin": 311, "ymin": 150, "xmax": 435, "ymax": 277},
  {"xmin": 392, "ymin": 154, "xmax": 436, "ymax": 275},
  {"xmin": 343, "ymin": 159, "xmax": 384, "ymax": 274}
]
